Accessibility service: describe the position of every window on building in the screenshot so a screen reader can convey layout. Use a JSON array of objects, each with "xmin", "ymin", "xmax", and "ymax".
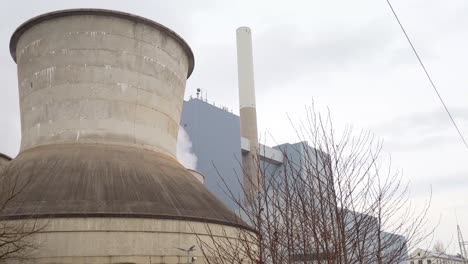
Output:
[
  {"xmin": 427, "ymin": 260, "xmax": 431, "ymax": 264},
  {"xmin": 418, "ymin": 260, "xmax": 423, "ymax": 264}
]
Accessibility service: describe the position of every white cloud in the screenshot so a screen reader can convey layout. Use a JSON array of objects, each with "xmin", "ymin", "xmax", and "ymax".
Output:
[{"xmin": 176, "ymin": 126, "xmax": 198, "ymax": 170}]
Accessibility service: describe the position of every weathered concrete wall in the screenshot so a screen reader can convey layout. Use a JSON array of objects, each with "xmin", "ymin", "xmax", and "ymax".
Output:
[
  {"xmin": 14, "ymin": 12, "xmax": 192, "ymax": 157},
  {"xmin": 9, "ymin": 218, "xmax": 249, "ymax": 264}
]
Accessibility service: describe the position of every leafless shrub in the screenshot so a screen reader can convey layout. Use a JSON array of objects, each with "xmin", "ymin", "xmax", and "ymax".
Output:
[
  {"xmin": 197, "ymin": 104, "xmax": 433, "ymax": 264},
  {"xmin": 0, "ymin": 161, "xmax": 45, "ymax": 263}
]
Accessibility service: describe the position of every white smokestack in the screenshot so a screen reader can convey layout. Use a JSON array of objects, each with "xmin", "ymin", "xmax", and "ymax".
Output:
[
  {"xmin": 237, "ymin": 27, "xmax": 257, "ymax": 110},
  {"xmin": 236, "ymin": 26, "xmax": 260, "ymax": 204}
]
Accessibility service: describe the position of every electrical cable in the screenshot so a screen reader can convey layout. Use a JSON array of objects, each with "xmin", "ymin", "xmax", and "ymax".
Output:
[{"xmin": 386, "ymin": 0, "xmax": 468, "ymax": 149}]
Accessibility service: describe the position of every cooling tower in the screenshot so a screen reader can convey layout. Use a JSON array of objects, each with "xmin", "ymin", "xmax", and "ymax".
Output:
[{"xmin": 2, "ymin": 9, "xmax": 248, "ymax": 263}]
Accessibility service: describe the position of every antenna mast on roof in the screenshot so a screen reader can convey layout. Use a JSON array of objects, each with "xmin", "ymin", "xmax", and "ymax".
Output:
[
  {"xmin": 456, "ymin": 211, "xmax": 468, "ymax": 263},
  {"xmin": 458, "ymin": 225, "xmax": 468, "ymax": 263}
]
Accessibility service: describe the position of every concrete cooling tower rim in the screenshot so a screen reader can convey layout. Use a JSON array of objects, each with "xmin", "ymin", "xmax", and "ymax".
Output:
[{"xmin": 9, "ymin": 8, "xmax": 195, "ymax": 78}]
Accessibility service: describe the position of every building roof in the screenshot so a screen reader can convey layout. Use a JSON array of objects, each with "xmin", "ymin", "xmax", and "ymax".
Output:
[
  {"xmin": 0, "ymin": 143, "xmax": 249, "ymax": 230},
  {"xmin": 9, "ymin": 8, "xmax": 194, "ymax": 77},
  {"xmin": 410, "ymin": 248, "xmax": 466, "ymax": 261}
]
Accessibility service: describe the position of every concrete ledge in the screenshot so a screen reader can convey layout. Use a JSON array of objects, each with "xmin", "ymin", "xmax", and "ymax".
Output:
[
  {"xmin": 10, "ymin": 9, "xmax": 194, "ymax": 77},
  {"xmin": 2, "ymin": 217, "xmax": 253, "ymax": 263}
]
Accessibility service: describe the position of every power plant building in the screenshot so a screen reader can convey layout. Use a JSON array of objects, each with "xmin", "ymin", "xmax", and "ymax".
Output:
[
  {"xmin": 180, "ymin": 97, "xmax": 408, "ymax": 264},
  {"xmin": 180, "ymin": 97, "xmax": 314, "ymax": 210}
]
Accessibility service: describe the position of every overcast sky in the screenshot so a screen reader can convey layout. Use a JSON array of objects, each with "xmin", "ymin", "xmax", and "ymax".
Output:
[{"xmin": 0, "ymin": 0, "xmax": 467, "ymax": 254}]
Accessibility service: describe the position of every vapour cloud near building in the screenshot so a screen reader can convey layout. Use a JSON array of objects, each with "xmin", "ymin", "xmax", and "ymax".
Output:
[{"xmin": 176, "ymin": 125, "xmax": 198, "ymax": 170}]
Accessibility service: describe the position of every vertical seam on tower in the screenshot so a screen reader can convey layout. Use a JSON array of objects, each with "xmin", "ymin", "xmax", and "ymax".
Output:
[{"xmin": 132, "ymin": 24, "xmax": 140, "ymax": 144}]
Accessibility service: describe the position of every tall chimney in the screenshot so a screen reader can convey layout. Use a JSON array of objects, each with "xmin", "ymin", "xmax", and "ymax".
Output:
[{"xmin": 236, "ymin": 27, "xmax": 260, "ymax": 204}]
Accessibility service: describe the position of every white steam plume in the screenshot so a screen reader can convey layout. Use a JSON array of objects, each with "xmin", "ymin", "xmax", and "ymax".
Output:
[{"xmin": 176, "ymin": 126, "xmax": 198, "ymax": 170}]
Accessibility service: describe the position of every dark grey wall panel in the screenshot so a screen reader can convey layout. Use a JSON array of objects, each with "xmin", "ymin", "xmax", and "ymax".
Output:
[{"xmin": 181, "ymin": 99, "xmax": 243, "ymax": 210}]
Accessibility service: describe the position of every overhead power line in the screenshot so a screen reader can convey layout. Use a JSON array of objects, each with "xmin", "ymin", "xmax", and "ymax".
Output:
[{"xmin": 386, "ymin": 0, "xmax": 468, "ymax": 149}]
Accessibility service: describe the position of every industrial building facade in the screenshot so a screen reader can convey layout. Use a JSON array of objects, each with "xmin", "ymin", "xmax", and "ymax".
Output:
[
  {"xmin": 181, "ymin": 97, "xmax": 409, "ymax": 264},
  {"xmin": 180, "ymin": 97, "xmax": 317, "ymax": 211},
  {"xmin": 180, "ymin": 98, "xmax": 243, "ymax": 211}
]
